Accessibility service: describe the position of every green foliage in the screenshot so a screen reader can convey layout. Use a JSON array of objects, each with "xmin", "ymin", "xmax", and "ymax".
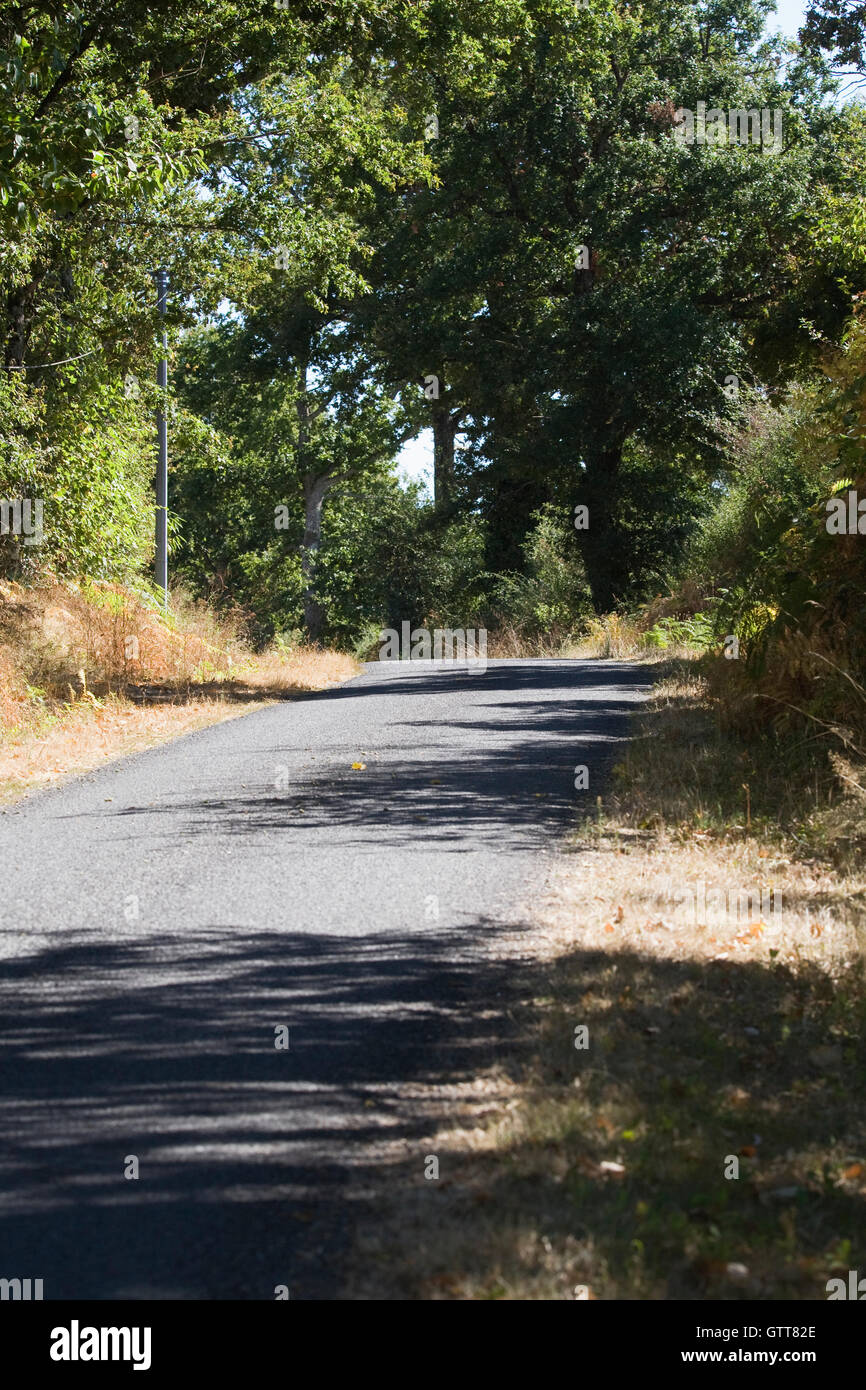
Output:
[
  {"xmin": 644, "ymin": 613, "xmax": 716, "ymax": 650},
  {"xmin": 676, "ymin": 307, "xmax": 866, "ymax": 749},
  {"xmin": 681, "ymin": 391, "xmax": 827, "ymax": 634},
  {"xmin": 485, "ymin": 504, "xmax": 591, "ymax": 639},
  {"xmin": 0, "ymin": 370, "xmax": 153, "ymax": 580},
  {"xmin": 360, "ymin": 0, "xmax": 863, "ymax": 608},
  {"xmin": 3, "ymin": 0, "xmax": 866, "ymax": 652},
  {"xmin": 802, "ymin": 0, "xmax": 866, "ymax": 73}
]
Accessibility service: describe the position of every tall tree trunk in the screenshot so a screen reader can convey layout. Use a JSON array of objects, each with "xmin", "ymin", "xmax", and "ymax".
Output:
[
  {"xmin": 574, "ymin": 445, "xmax": 630, "ymax": 613},
  {"xmin": 4, "ymin": 278, "xmax": 40, "ymax": 367},
  {"xmin": 432, "ymin": 398, "xmax": 460, "ymax": 512},
  {"xmin": 301, "ymin": 471, "xmax": 332, "ymax": 642},
  {"xmin": 482, "ymin": 442, "xmax": 553, "ymax": 574}
]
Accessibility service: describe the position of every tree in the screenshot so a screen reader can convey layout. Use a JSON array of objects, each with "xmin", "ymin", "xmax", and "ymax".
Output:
[
  {"xmin": 360, "ymin": 0, "xmax": 866, "ymax": 609},
  {"xmin": 0, "ymin": 2, "xmax": 431, "ymax": 594},
  {"xmin": 175, "ymin": 303, "xmax": 413, "ymax": 640},
  {"xmin": 801, "ymin": 0, "xmax": 866, "ymax": 75}
]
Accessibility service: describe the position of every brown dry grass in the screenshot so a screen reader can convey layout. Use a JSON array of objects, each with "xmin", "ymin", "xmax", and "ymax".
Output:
[
  {"xmin": 342, "ymin": 662, "xmax": 866, "ymax": 1301},
  {"xmin": 0, "ymin": 696, "xmax": 263, "ymax": 804},
  {"xmin": 0, "ymin": 576, "xmax": 241, "ymax": 697},
  {"xmin": 446, "ymin": 615, "xmax": 696, "ymax": 661},
  {"xmin": 238, "ymin": 646, "xmax": 357, "ymax": 693},
  {"xmin": 564, "ymin": 612, "xmax": 705, "ymax": 661},
  {"xmin": 0, "ymin": 576, "xmax": 359, "ymax": 801},
  {"xmin": 484, "ymin": 625, "xmax": 576, "ymax": 659}
]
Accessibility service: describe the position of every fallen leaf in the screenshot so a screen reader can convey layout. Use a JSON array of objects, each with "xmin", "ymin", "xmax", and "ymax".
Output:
[
  {"xmin": 614, "ymin": 905, "xmax": 624, "ymax": 922},
  {"xmin": 603, "ymin": 923, "xmax": 615, "ymax": 933},
  {"xmin": 734, "ymin": 922, "xmax": 765, "ymax": 946},
  {"xmin": 351, "ymin": 762, "xmax": 367, "ymax": 771}
]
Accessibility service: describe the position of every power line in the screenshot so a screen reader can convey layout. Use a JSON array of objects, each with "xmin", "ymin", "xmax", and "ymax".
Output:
[
  {"xmin": 2, "ymin": 327, "xmax": 155, "ymax": 372},
  {"xmin": 2, "ymin": 347, "xmax": 103, "ymax": 370}
]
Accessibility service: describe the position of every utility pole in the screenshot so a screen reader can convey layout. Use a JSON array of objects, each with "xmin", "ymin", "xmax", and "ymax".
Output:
[{"xmin": 154, "ymin": 268, "xmax": 169, "ymax": 609}]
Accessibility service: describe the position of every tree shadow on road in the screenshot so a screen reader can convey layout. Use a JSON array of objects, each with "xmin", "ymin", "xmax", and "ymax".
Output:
[
  {"xmin": 52, "ymin": 660, "xmax": 652, "ymax": 854},
  {"xmin": 1, "ymin": 907, "xmax": 864, "ymax": 1299},
  {"xmin": 0, "ymin": 916, "xmax": 536, "ymax": 1299}
]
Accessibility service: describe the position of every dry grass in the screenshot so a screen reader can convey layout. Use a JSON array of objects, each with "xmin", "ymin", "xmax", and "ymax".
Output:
[
  {"xmin": 428, "ymin": 615, "xmax": 696, "ymax": 661},
  {"xmin": 342, "ymin": 661, "xmax": 866, "ymax": 1301},
  {"xmin": 0, "ymin": 696, "xmax": 264, "ymax": 804},
  {"xmin": 614, "ymin": 662, "xmax": 866, "ymax": 869},
  {"xmin": 565, "ymin": 612, "xmax": 707, "ymax": 661},
  {"xmin": 0, "ymin": 576, "xmax": 359, "ymax": 801},
  {"xmin": 0, "ymin": 576, "xmax": 241, "ymax": 700},
  {"xmin": 238, "ymin": 645, "xmax": 357, "ymax": 693},
  {"xmin": 566, "ymin": 612, "xmax": 652, "ymax": 659},
  {"xmin": 484, "ymin": 625, "xmax": 578, "ymax": 659}
]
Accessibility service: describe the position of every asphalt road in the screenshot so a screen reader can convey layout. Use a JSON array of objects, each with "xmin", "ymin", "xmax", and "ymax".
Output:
[{"xmin": 0, "ymin": 658, "xmax": 650, "ymax": 1299}]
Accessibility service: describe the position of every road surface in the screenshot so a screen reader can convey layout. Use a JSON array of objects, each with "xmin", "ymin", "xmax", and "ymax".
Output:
[{"xmin": 0, "ymin": 658, "xmax": 649, "ymax": 1299}]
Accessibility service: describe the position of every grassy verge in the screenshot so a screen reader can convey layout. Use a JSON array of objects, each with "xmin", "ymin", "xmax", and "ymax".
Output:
[
  {"xmin": 344, "ymin": 660, "xmax": 866, "ymax": 1300},
  {"xmin": 0, "ymin": 576, "xmax": 359, "ymax": 802}
]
